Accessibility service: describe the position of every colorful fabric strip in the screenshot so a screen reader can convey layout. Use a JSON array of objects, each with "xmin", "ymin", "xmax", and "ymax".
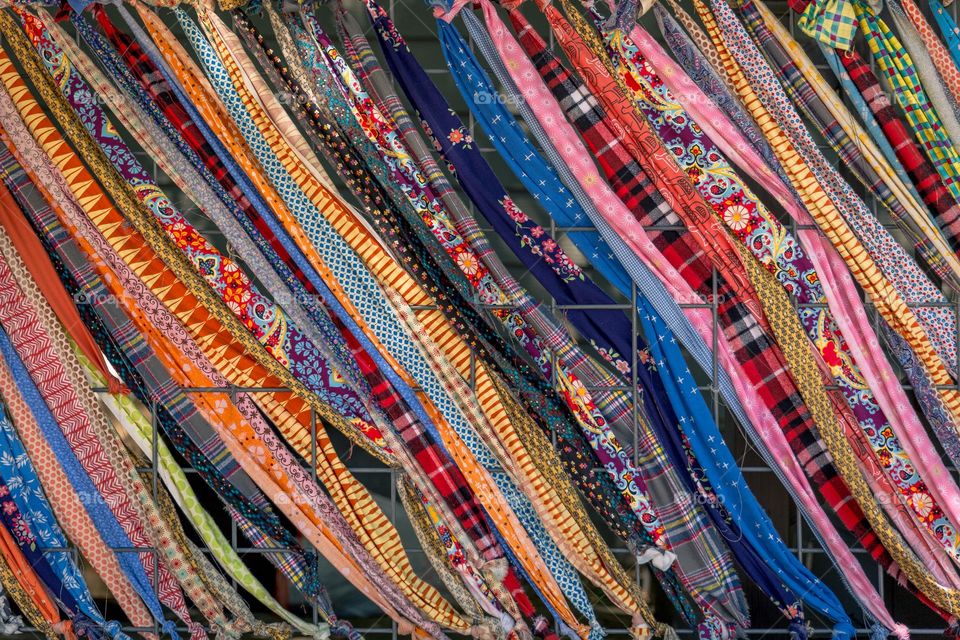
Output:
[{"xmin": 601, "ymin": 3, "xmax": 960, "ymax": 576}]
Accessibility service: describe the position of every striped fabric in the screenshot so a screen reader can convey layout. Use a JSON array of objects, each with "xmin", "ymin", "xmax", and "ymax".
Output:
[
  {"xmin": 693, "ymin": 0, "xmax": 960, "ymax": 618},
  {"xmin": 836, "ymin": 47, "xmax": 960, "ymax": 268},
  {"xmin": 856, "ymin": 2, "xmax": 960, "ymax": 203},
  {"xmin": 0, "ymin": 31, "xmax": 446, "ymax": 634},
  {"xmin": 525, "ymin": 0, "xmax": 886, "ymax": 582},
  {"xmin": 736, "ymin": 0, "xmax": 960, "ymax": 288}
]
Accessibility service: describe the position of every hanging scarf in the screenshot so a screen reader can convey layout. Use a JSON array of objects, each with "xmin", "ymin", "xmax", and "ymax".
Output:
[
  {"xmin": 692, "ymin": 0, "xmax": 960, "ymax": 618},
  {"xmin": 732, "ymin": 0, "xmax": 959, "ymax": 288},
  {"xmin": 0, "ymin": 27, "xmax": 442, "ymax": 636},
  {"xmin": 445, "ymin": 4, "xmax": 911, "ymax": 633},
  {"xmin": 435, "ymin": 3, "xmax": 766, "ymax": 637},
  {"xmin": 599, "ymin": 1, "xmax": 960, "ymax": 576},
  {"xmin": 641, "ymin": 0, "xmax": 960, "ymax": 598}
]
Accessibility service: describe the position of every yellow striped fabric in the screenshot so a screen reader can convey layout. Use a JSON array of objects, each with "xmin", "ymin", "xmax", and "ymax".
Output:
[
  {"xmin": 692, "ymin": 0, "xmax": 960, "ymax": 616},
  {"xmin": 194, "ymin": 4, "xmax": 655, "ymax": 630}
]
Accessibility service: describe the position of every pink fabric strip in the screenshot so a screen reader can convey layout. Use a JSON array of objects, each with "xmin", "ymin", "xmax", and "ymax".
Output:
[
  {"xmin": 474, "ymin": 0, "xmax": 898, "ymax": 629},
  {"xmin": 629, "ymin": 22, "xmax": 960, "ymax": 587}
]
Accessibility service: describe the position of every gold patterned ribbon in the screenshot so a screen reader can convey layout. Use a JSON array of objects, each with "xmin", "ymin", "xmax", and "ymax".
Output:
[
  {"xmin": 0, "ymin": 22, "xmax": 450, "ymax": 635},
  {"xmin": 691, "ymin": 0, "xmax": 960, "ymax": 615},
  {"xmin": 189, "ymin": 3, "xmax": 654, "ymax": 630}
]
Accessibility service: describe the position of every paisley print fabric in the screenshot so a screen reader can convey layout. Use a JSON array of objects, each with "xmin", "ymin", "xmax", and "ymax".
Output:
[{"xmin": 602, "ymin": 15, "xmax": 960, "ymax": 566}]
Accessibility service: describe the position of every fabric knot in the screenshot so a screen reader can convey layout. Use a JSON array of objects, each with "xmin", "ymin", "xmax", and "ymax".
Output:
[
  {"xmin": 696, "ymin": 617, "xmax": 738, "ymax": 640},
  {"xmin": 470, "ymin": 619, "xmax": 500, "ymax": 640},
  {"xmin": 329, "ymin": 618, "xmax": 358, "ymax": 640},
  {"xmin": 480, "ymin": 557, "xmax": 509, "ymax": 582},
  {"xmin": 300, "ymin": 621, "xmax": 328, "ymax": 640},
  {"xmin": 101, "ymin": 621, "xmax": 127, "ymax": 640},
  {"xmin": 160, "ymin": 619, "xmax": 181, "ymax": 639},
  {"xmin": 635, "ymin": 545, "xmax": 676, "ymax": 571},
  {"xmin": 786, "ymin": 617, "xmax": 807, "ymax": 640},
  {"xmin": 433, "ymin": 0, "xmax": 475, "ymax": 22},
  {"xmin": 587, "ymin": 620, "xmax": 607, "ymax": 640},
  {"xmin": 106, "ymin": 375, "xmax": 130, "ymax": 395},
  {"xmin": 52, "ymin": 620, "xmax": 75, "ymax": 638},
  {"xmin": 256, "ymin": 622, "xmax": 292, "ymax": 640},
  {"xmin": 72, "ymin": 615, "xmax": 98, "ymax": 640},
  {"xmin": 628, "ymin": 614, "xmax": 648, "ymax": 640},
  {"xmin": 829, "ymin": 621, "xmax": 856, "ymax": 640},
  {"xmin": 531, "ymin": 615, "xmax": 550, "ymax": 638},
  {"xmin": 556, "ymin": 619, "xmax": 586, "ymax": 640},
  {"xmin": 0, "ymin": 616, "xmax": 23, "ymax": 637}
]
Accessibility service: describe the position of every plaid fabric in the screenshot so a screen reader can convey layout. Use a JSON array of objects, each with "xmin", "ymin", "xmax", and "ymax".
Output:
[
  {"xmin": 737, "ymin": 0, "xmax": 952, "ymax": 283},
  {"xmin": 230, "ymin": 509, "xmax": 316, "ymax": 591},
  {"xmin": 519, "ymin": 4, "xmax": 887, "ymax": 570},
  {"xmin": 511, "ymin": 11, "xmax": 758, "ymax": 635},
  {"xmin": 855, "ymin": 2, "xmax": 960, "ymax": 202},
  {"xmin": 342, "ymin": 316, "xmax": 502, "ymax": 561},
  {"xmin": 796, "ymin": 0, "xmax": 857, "ymax": 49},
  {"xmin": 838, "ymin": 48, "xmax": 960, "ymax": 258}
]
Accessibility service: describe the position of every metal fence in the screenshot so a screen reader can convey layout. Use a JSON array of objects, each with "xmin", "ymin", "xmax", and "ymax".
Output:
[{"xmin": 17, "ymin": 0, "xmax": 957, "ymax": 637}]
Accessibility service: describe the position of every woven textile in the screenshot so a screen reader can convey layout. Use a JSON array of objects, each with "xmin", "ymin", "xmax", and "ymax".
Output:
[
  {"xmin": 0, "ymin": 28, "xmax": 445, "ymax": 634},
  {"xmin": 693, "ymin": 0, "xmax": 960, "ymax": 617}
]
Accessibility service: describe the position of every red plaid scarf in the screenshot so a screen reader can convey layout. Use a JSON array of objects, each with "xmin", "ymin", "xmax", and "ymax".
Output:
[
  {"xmin": 97, "ymin": 5, "xmax": 519, "ymax": 579},
  {"xmin": 839, "ymin": 47, "xmax": 960, "ymax": 257},
  {"xmin": 512, "ymin": 5, "xmax": 888, "ymax": 566}
]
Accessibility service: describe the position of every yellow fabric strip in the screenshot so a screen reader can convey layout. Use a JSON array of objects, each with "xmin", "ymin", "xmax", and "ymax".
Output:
[{"xmin": 692, "ymin": 0, "xmax": 960, "ymax": 615}]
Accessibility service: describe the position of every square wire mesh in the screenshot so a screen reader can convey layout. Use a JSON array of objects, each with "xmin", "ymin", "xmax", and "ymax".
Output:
[{"xmin": 21, "ymin": 0, "xmax": 960, "ymax": 637}]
